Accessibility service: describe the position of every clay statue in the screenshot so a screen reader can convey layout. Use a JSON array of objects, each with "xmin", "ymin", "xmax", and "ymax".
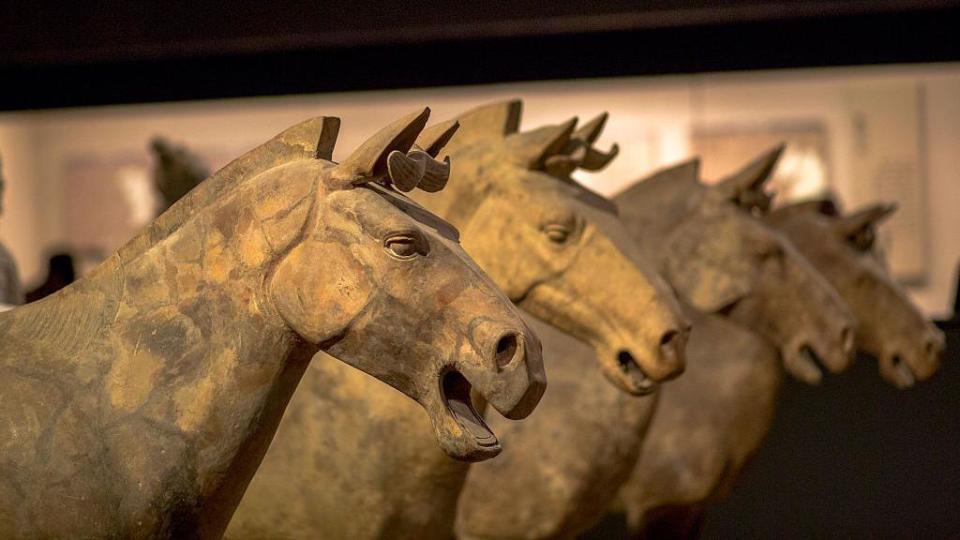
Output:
[
  {"xmin": 609, "ymin": 197, "xmax": 946, "ymax": 539},
  {"xmin": 150, "ymin": 136, "xmax": 211, "ymax": 215},
  {"xmin": 608, "ymin": 175, "xmax": 945, "ymax": 539},
  {"xmin": 615, "ymin": 152, "xmax": 856, "ymax": 384},
  {"xmin": 455, "ymin": 150, "xmax": 857, "ymax": 539},
  {"xmin": 607, "ymin": 308, "xmax": 779, "ymax": 539},
  {"xmin": 0, "ymin": 154, "xmax": 23, "ymax": 307},
  {"xmin": 226, "ymin": 101, "xmax": 689, "ymax": 538},
  {"xmin": 767, "ymin": 200, "xmax": 944, "ymax": 388},
  {"xmin": 0, "ymin": 108, "xmax": 547, "ymax": 539}
]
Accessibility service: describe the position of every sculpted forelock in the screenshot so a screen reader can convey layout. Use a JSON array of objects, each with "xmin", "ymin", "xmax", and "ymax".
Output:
[{"xmin": 0, "ymin": 109, "xmax": 545, "ymax": 539}]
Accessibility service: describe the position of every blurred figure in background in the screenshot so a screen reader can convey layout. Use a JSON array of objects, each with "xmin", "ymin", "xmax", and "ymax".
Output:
[
  {"xmin": 942, "ymin": 259, "xmax": 960, "ymax": 329},
  {"xmin": 150, "ymin": 136, "xmax": 209, "ymax": 216},
  {"xmin": 25, "ymin": 251, "xmax": 76, "ymax": 303},
  {"xmin": 0, "ymin": 154, "xmax": 24, "ymax": 309}
]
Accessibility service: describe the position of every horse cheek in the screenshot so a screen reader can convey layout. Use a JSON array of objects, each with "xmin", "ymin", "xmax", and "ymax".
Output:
[{"xmin": 271, "ymin": 242, "xmax": 373, "ymax": 343}]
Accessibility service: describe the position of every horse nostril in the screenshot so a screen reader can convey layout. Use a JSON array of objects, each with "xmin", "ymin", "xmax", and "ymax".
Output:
[
  {"xmin": 617, "ymin": 350, "xmax": 636, "ymax": 370},
  {"xmin": 495, "ymin": 333, "xmax": 520, "ymax": 370},
  {"xmin": 660, "ymin": 329, "xmax": 679, "ymax": 347}
]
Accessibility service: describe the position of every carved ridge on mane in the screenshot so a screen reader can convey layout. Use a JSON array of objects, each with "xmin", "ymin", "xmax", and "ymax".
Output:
[{"xmin": 118, "ymin": 117, "xmax": 339, "ymax": 264}]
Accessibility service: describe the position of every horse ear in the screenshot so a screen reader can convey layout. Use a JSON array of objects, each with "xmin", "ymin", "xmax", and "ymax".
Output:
[
  {"xmin": 414, "ymin": 120, "xmax": 460, "ymax": 158},
  {"xmin": 574, "ymin": 112, "xmax": 609, "ymax": 144},
  {"xmin": 333, "ymin": 108, "xmax": 430, "ymax": 185},
  {"xmin": 567, "ymin": 112, "xmax": 619, "ymax": 172},
  {"xmin": 504, "ymin": 117, "xmax": 578, "ymax": 170},
  {"xmin": 834, "ymin": 202, "xmax": 897, "ymax": 237},
  {"xmin": 713, "ymin": 144, "xmax": 784, "ymax": 207}
]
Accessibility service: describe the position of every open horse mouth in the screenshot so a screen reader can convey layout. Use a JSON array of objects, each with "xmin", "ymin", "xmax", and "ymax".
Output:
[
  {"xmin": 786, "ymin": 344, "xmax": 830, "ymax": 384},
  {"xmin": 442, "ymin": 370, "xmax": 500, "ymax": 449}
]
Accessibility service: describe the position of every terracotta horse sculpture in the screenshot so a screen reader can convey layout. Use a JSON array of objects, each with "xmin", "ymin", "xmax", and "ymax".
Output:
[
  {"xmin": 604, "ymin": 166, "xmax": 946, "ymax": 539},
  {"xmin": 609, "ymin": 197, "xmax": 945, "ymax": 539},
  {"xmin": 767, "ymin": 200, "xmax": 944, "ymax": 388},
  {"xmin": 227, "ymin": 101, "xmax": 688, "ymax": 538},
  {"xmin": 0, "ymin": 108, "xmax": 546, "ymax": 539},
  {"xmin": 0, "ymin": 154, "xmax": 23, "ymax": 307},
  {"xmin": 456, "ymin": 149, "xmax": 857, "ymax": 539}
]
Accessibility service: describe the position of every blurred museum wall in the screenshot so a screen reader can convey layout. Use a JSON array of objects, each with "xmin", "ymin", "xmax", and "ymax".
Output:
[{"xmin": 1, "ymin": 62, "xmax": 958, "ymax": 316}]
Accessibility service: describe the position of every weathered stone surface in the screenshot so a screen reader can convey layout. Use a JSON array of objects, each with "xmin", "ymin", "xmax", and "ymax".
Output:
[
  {"xmin": 767, "ymin": 200, "xmax": 944, "ymax": 388},
  {"xmin": 227, "ymin": 101, "xmax": 688, "ymax": 539},
  {"xmin": 0, "ymin": 108, "xmax": 545, "ymax": 539}
]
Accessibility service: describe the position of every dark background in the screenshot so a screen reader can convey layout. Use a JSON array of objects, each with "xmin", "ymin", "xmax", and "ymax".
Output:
[
  {"xmin": 1, "ymin": 1, "xmax": 959, "ymax": 110},
  {"xmin": 4, "ymin": 1, "xmax": 960, "ymax": 537},
  {"xmin": 704, "ymin": 324, "xmax": 960, "ymax": 539},
  {"xmin": 586, "ymin": 325, "xmax": 960, "ymax": 539}
]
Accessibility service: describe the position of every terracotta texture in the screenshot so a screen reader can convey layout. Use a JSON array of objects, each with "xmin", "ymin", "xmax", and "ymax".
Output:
[
  {"xmin": 767, "ymin": 200, "xmax": 944, "ymax": 388},
  {"xmin": 457, "ymin": 149, "xmax": 856, "ymax": 539},
  {"xmin": 0, "ymin": 155, "xmax": 23, "ymax": 306},
  {"xmin": 227, "ymin": 101, "xmax": 688, "ymax": 539},
  {"xmin": 0, "ymin": 108, "xmax": 545, "ymax": 538}
]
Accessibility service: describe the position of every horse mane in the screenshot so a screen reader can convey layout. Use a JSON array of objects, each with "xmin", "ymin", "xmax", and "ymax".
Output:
[
  {"xmin": 116, "ymin": 117, "xmax": 339, "ymax": 264},
  {"xmin": 772, "ymin": 197, "xmax": 842, "ymax": 220},
  {"xmin": 426, "ymin": 100, "xmax": 620, "ymax": 217},
  {"xmin": 614, "ymin": 159, "xmax": 704, "ymax": 240}
]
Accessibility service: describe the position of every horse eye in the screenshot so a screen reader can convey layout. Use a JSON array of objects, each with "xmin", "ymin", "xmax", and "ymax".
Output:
[
  {"xmin": 385, "ymin": 234, "xmax": 425, "ymax": 259},
  {"xmin": 543, "ymin": 224, "xmax": 571, "ymax": 244}
]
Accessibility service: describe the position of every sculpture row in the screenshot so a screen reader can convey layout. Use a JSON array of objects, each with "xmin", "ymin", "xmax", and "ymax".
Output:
[{"xmin": 0, "ymin": 100, "xmax": 943, "ymax": 539}]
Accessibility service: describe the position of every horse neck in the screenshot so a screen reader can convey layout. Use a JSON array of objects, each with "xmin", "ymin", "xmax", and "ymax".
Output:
[
  {"xmin": 614, "ymin": 178, "xmax": 705, "ymax": 262},
  {"xmin": 102, "ymin": 192, "xmax": 311, "ymax": 532}
]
